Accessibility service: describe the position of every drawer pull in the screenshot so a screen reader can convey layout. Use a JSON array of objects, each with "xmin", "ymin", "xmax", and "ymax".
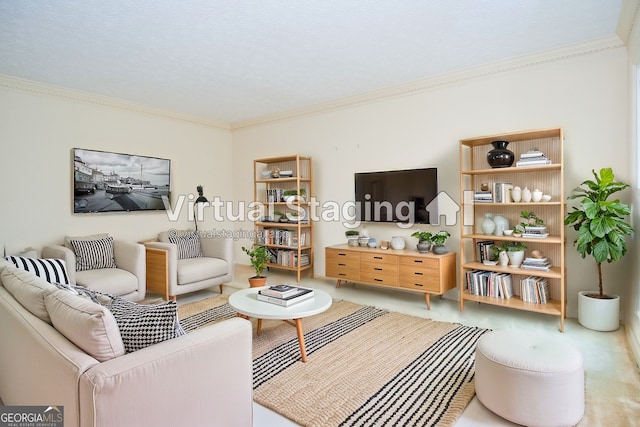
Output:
[
  {"xmin": 338, "ymin": 253, "xmax": 347, "ymax": 256},
  {"xmin": 374, "ymin": 268, "xmax": 383, "ymax": 271},
  {"xmin": 339, "ymin": 273, "xmax": 346, "ymax": 276},
  {"xmin": 414, "ymin": 272, "xmax": 424, "ymax": 276},
  {"xmin": 373, "ymin": 256, "xmax": 383, "ymax": 259},
  {"xmin": 338, "ymin": 263, "xmax": 346, "ymax": 266},
  {"xmin": 374, "ymin": 278, "xmax": 383, "ymax": 282},
  {"xmin": 414, "ymin": 260, "xmax": 423, "ymax": 263},
  {"xmin": 414, "ymin": 283, "xmax": 424, "ymax": 287}
]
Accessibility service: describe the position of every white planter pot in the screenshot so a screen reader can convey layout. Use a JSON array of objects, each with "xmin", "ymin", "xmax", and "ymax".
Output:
[
  {"xmin": 507, "ymin": 250, "xmax": 525, "ymax": 268},
  {"xmin": 578, "ymin": 291, "xmax": 620, "ymax": 331}
]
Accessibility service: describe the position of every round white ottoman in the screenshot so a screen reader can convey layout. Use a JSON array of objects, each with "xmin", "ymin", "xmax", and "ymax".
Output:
[{"xmin": 475, "ymin": 329, "xmax": 584, "ymax": 427}]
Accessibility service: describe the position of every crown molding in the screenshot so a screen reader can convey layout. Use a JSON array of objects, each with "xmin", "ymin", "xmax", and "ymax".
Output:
[
  {"xmin": 231, "ymin": 35, "xmax": 625, "ymax": 130},
  {"xmin": 617, "ymin": 0, "xmax": 640, "ymax": 44},
  {"xmin": 0, "ymin": 74, "xmax": 232, "ymax": 130}
]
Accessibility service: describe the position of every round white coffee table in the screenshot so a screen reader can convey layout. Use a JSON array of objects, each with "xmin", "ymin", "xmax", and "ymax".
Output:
[{"xmin": 228, "ymin": 287, "xmax": 332, "ymax": 362}]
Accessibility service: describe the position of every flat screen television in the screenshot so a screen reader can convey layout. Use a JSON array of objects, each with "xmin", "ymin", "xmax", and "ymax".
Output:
[
  {"xmin": 354, "ymin": 167, "xmax": 437, "ymax": 224},
  {"xmin": 73, "ymin": 148, "xmax": 171, "ymax": 213}
]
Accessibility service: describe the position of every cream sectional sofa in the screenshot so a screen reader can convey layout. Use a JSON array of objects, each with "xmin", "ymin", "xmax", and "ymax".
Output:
[{"xmin": 0, "ymin": 261, "xmax": 253, "ymax": 427}]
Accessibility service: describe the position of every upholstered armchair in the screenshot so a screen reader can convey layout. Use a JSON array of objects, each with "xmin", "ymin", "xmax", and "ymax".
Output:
[
  {"xmin": 144, "ymin": 230, "xmax": 233, "ymax": 300},
  {"xmin": 41, "ymin": 234, "xmax": 146, "ymax": 301}
]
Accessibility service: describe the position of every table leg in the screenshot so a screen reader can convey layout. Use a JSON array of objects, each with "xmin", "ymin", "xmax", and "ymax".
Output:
[
  {"xmin": 424, "ymin": 293, "xmax": 431, "ymax": 310},
  {"xmin": 294, "ymin": 318, "xmax": 307, "ymax": 363},
  {"xmin": 257, "ymin": 319, "xmax": 263, "ymax": 336}
]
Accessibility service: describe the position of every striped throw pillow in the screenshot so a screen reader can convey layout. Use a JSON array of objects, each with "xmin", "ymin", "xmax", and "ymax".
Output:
[
  {"xmin": 5, "ymin": 256, "xmax": 70, "ymax": 285},
  {"xmin": 169, "ymin": 232, "xmax": 203, "ymax": 259},
  {"xmin": 69, "ymin": 236, "xmax": 118, "ymax": 271}
]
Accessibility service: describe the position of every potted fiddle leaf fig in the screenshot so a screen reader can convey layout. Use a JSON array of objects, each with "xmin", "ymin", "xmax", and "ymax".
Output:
[
  {"xmin": 241, "ymin": 244, "xmax": 270, "ymax": 288},
  {"xmin": 564, "ymin": 168, "xmax": 634, "ymax": 331}
]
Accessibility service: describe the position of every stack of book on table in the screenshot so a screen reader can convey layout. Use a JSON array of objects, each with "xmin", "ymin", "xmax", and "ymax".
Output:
[
  {"xmin": 516, "ymin": 149, "xmax": 551, "ymax": 167},
  {"xmin": 257, "ymin": 285, "xmax": 315, "ymax": 307}
]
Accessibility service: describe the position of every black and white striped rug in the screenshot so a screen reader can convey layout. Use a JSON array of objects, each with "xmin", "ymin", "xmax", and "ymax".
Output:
[{"xmin": 180, "ymin": 297, "xmax": 489, "ymax": 427}]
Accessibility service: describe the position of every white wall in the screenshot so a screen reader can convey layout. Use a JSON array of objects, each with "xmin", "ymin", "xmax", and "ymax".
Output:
[
  {"xmin": 0, "ymin": 84, "xmax": 233, "ymax": 253},
  {"xmin": 232, "ymin": 46, "xmax": 630, "ymax": 318}
]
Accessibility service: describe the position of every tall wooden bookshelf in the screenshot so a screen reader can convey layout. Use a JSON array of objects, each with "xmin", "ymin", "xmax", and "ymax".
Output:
[
  {"xmin": 253, "ymin": 155, "xmax": 313, "ymax": 282},
  {"xmin": 459, "ymin": 128, "xmax": 566, "ymax": 331}
]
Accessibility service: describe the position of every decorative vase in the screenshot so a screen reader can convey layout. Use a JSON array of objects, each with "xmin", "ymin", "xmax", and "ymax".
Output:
[
  {"xmin": 492, "ymin": 214, "xmax": 509, "ymax": 236},
  {"xmin": 347, "ymin": 237, "xmax": 359, "ymax": 247},
  {"xmin": 481, "ymin": 213, "xmax": 496, "ymax": 235},
  {"xmin": 498, "ymin": 251, "xmax": 509, "ymax": 267},
  {"xmin": 390, "ymin": 236, "xmax": 405, "ymax": 250},
  {"xmin": 511, "ymin": 186, "xmax": 522, "ymax": 202},
  {"xmin": 416, "ymin": 240, "xmax": 431, "ymax": 253},
  {"xmin": 578, "ymin": 291, "xmax": 620, "ymax": 331},
  {"xmin": 532, "ymin": 188, "xmax": 543, "ymax": 202},
  {"xmin": 507, "ymin": 250, "xmax": 525, "ymax": 268},
  {"xmin": 487, "ymin": 140, "xmax": 515, "ymax": 168},
  {"xmin": 522, "ymin": 187, "xmax": 532, "ymax": 203}
]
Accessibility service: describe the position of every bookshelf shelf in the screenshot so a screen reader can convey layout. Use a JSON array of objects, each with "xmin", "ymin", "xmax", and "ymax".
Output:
[{"xmin": 459, "ymin": 128, "xmax": 566, "ymax": 331}]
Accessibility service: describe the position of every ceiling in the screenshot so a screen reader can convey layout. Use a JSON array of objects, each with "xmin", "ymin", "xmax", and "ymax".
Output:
[{"xmin": 0, "ymin": 1, "xmax": 629, "ymax": 126}]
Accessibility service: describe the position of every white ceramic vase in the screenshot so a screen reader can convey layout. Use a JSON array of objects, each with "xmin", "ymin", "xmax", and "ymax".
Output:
[
  {"xmin": 521, "ymin": 187, "xmax": 532, "ymax": 203},
  {"xmin": 493, "ymin": 214, "xmax": 509, "ymax": 236},
  {"xmin": 507, "ymin": 250, "xmax": 525, "ymax": 268},
  {"xmin": 390, "ymin": 236, "xmax": 405, "ymax": 250},
  {"xmin": 481, "ymin": 213, "xmax": 496, "ymax": 235},
  {"xmin": 498, "ymin": 251, "xmax": 509, "ymax": 267},
  {"xmin": 511, "ymin": 186, "xmax": 522, "ymax": 202}
]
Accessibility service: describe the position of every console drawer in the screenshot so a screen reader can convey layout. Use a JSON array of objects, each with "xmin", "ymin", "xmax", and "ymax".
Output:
[
  {"xmin": 361, "ymin": 261, "xmax": 398, "ymax": 286},
  {"xmin": 399, "ymin": 270, "xmax": 440, "ymax": 292},
  {"xmin": 399, "ymin": 256, "xmax": 439, "ymax": 269},
  {"xmin": 360, "ymin": 253, "xmax": 398, "ymax": 265}
]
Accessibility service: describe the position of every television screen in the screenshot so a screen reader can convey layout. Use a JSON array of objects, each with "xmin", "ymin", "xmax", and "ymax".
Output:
[
  {"xmin": 354, "ymin": 168, "xmax": 437, "ymax": 224},
  {"xmin": 73, "ymin": 148, "xmax": 171, "ymax": 213}
]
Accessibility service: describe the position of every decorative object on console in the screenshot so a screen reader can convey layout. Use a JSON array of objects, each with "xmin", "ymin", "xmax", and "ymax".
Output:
[
  {"xmin": 410, "ymin": 231, "xmax": 432, "ymax": 253},
  {"xmin": 486, "ymin": 140, "xmax": 515, "ymax": 168},
  {"xmin": 565, "ymin": 167, "xmax": 634, "ymax": 331},
  {"xmin": 430, "ymin": 231, "xmax": 451, "ymax": 254},
  {"xmin": 390, "ymin": 236, "xmax": 405, "ymax": 250},
  {"xmin": 241, "ymin": 244, "xmax": 270, "ymax": 288}
]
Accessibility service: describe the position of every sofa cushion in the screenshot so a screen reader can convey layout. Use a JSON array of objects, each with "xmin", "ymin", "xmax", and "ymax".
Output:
[
  {"xmin": 176, "ymin": 257, "xmax": 229, "ymax": 285},
  {"xmin": 169, "ymin": 231, "xmax": 203, "ymax": 260},
  {"xmin": 5, "ymin": 256, "xmax": 70, "ymax": 285},
  {"xmin": 45, "ymin": 289, "xmax": 125, "ymax": 361},
  {"xmin": 69, "ymin": 236, "xmax": 118, "ymax": 271},
  {"xmin": 75, "ymin": 268, "xmax": 138, "ymax": 296},
  {"xmin": 64, "ymin": 233, "xmax": 110, "ymax": 250},
  {"xmin": 108, "ymin": 298, "xmax": 185, "ymax": 353},
  {"xmin": 1, "ymin": 265, "xmax": 58, "ymax": 324}
]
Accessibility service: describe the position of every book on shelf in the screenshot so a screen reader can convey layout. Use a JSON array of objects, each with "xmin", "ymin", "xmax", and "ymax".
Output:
[
  {"xmin": 465, "ymin": 270, "xmax": 513, "ymax": 299},
  {"xmin": 476, "ymin": 240, "xmax": 495, "ymax": 263},
  {"xmin": 516, "ymin": 158, "xmax": 552, "ymax": 167},
  {"xmin": 257, "ymin": 287, "xmax": 314, "ymax": 307},
  {"xmin": 521, "ymin": 257, "xmax": 551, "ymax": 272},
  {"xmin": 520, "ymin": 276, "xmax": 549, "ymax": 304},
  {"xmin": 473, "ymin": 191, "xmax": 493, "ymax": 203},
  {"xmin": 492, "ymin": 182, "xmax": 513, "ymax": 203}
]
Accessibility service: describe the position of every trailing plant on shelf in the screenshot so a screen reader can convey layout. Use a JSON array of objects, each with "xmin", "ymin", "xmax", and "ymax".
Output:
[
  {"xmin": 241, "ymin": 245, "xmax": 269, "ymax": 278},
  {"xmin": 564, "ymin": 168, "xmax": 633, "ymax": 299},
  {"xmin": 495, "ymin": 241, "xmax": 527, "ymax": 252}
]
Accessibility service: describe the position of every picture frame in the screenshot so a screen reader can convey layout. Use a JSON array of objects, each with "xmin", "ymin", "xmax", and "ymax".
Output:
[{"xmin": 73, "ymin": 148, "xmax": 171, "ymax": 213}]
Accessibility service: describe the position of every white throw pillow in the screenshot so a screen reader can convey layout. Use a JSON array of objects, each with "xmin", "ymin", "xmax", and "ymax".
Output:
[
  {"xmin": 1, "ymin": 265, "xmax": 58, "ymax": 324},
  {"xmin": 45, "ymin": 289, "xmax": 125, "ymax": 361}
]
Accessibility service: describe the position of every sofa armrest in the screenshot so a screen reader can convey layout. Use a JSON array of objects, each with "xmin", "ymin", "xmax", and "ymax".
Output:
[
  {"xmin": 112, "ymin": 241, "xmax": 146, "ymax": 298},
  {"xmin": 79, "ymin": 317, "xmax": 253, "ymax": 427},
  {"xmin": 41, "ymin": 245, "xmax": 76, "ymax": 285}
]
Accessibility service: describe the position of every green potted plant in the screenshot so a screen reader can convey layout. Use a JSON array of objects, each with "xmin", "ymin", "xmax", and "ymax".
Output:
[
  {"xmin": 411, "ymin": 231, "xmax": 433, "ymax": 253},
  {"xmin": 564, "ymin": 167, "xmax": 634, "ymax": 331},
  {"xmin": 345, "ymin": 230, "xmax": 360, "ymax": 246},
  {"xmin": 241, "ymin": 244, "xmax": 270, "ymax": 287},
  {"xmin": 430, "ymin": 231, "xmax": 450, "ymax": 254},
  {"xmin": 500, "ymin": 241, "xmax": 527, "ymax": 268}
]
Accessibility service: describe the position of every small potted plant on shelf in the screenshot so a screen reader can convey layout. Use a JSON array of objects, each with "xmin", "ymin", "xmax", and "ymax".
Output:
[
  {"xmin": 497, "ymin": 241, "xmax": 527, "ymax": 268},
  {"xmin": 564, "ymin": 167, "xmax": 634, "ymax": 331},
  {"xmin": 345, "ymin": 230, "xmax": 360, "ymax": 246},
  {"xmin": 241, "ymin": 244, "xmax": 270, "ymax": 288},
  {"xmin": 430, "ymin": 231, "xmax": 450, "ymax": 254},
  {"xmin": 410, "ymin": 231, "xmax": 433, "ymax": 253}
]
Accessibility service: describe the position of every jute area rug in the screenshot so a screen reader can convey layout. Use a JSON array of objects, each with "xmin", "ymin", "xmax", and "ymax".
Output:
[{"xmin": 179, "ymin": 295, "xmax": 489, "ymax": 427}]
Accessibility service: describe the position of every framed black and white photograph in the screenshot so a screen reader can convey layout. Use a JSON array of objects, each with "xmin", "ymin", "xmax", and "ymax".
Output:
[{"xmin": 73, "ymin": 148, "xmax": 171, "ymax": 213}]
